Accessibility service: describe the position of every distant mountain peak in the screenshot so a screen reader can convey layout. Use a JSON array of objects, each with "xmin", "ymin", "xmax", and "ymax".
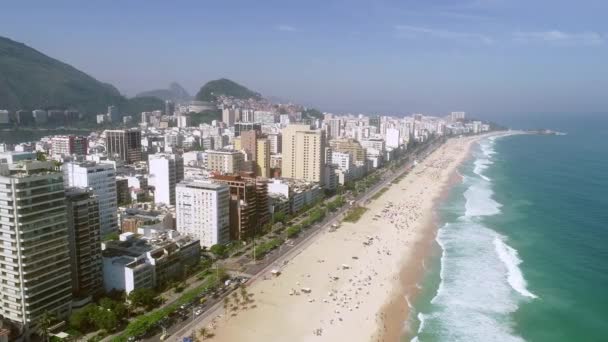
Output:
[{"xmin": 136, "ymin": 82, "xmax": 192, "ymax": 103}]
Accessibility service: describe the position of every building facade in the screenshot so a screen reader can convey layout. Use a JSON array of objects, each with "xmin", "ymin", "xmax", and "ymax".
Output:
[
  {"xmin": 65, "ymin": 188, "xmax": 103, "ymax": 299},
  {"xmin": 50, "ymin": 135, "xmax": 88, "ymax": 156},
  {"xmin": 176, "ymin": 180, "xmax": 230, "ymax": 247},
  {"xmin": 148, "ymin": 153, "xmax": 184, "ymax": 206},
  {"xmin": 105, "ymin": 129, "xmax": 142, "ymax": 164},
  {"xmin": 206, "ymin": 150, "xmax": 244, "ymax": 175},
  {"xmin": 62, "ymin": 162, "xmax": 118, "ymax": 237},
  {"xmin": 0, "ymin": 158, "xmax": 72, "ymax": 336},
  {"xmin": 282, "ymin": 124, "xmax": 326, "ymax": 185}
]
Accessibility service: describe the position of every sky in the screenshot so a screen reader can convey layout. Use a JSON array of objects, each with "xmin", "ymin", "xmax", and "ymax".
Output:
[{"xmin": 1, "ymin": 0, "xmax": 607, "ymax": 117}]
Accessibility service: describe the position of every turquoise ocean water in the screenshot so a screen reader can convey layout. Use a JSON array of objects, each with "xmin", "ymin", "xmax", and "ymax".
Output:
[{"xmin": 408, "ymin": 114, "xmax": 608, "ymax": 341}]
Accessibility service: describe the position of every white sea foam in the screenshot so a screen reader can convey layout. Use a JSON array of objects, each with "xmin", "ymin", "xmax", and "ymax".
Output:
[
  {"xmin": 405, "ymin": 295, "xmax": 413, "ymax": 309},
  {"xmin": 414, "ymin": 140, "xmax": 534, "ymax": 341},
  {"xmin": 464, "ymin": 181, "xmax": 501, "ymax": 217},
  {"xmin": 494, "ymin": 236, "xmax": 538, "ymax": 299}
]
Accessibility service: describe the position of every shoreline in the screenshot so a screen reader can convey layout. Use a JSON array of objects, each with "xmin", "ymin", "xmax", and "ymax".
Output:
[
  {"xmin": 373, "ymin": 134, "xmax": 483, "ymax": 342},
  {"xmin": 187, "ymin": 134, "xmax": 500, "ymax": 342}
]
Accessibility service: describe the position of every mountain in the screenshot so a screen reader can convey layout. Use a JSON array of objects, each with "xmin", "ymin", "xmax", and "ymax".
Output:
[
  {"xmin": 195, "ymin": 78, "xmax": 262, "ymax": 102},
  {"xmin": 136, "ymin": 82, "xmax": 192, "ymax": 102},
  {"xmin": 0, "ymin": 36, "xmax": 164, "ymax": 123}
]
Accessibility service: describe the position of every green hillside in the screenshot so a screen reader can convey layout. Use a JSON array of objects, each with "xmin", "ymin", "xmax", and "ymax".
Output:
[
  {"xmin": 0, "ymin": 36, "xmax": 164, "ymax": 124},
  {"xmin": 195, "ymin": 78, "xmax": 261, "ymax": 102}
]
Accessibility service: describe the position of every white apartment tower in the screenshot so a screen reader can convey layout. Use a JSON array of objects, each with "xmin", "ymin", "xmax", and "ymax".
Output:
[
  {"xmin": 176, "ymin": 180, "xmax": 230, "ymax": 248},
  {"xmin": 0, "ymin": 157, "xmax": 73, "ymax": 336},
  {"xmin": 148, "ymin": 153, "xmax": 184, "ymax": 206},
  {"xmin": 62, "ymin": 162, "xmax": 118, "ymax": 237}
]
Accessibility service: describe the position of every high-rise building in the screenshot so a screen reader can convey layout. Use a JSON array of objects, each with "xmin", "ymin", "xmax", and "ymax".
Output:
[
  {"xmin": 256, "ymin": 138, "xmax": 271, "ymax": 178},
  {"xmin": 222, "ymin": 108, "xmax": 238, "ymax": 126},
  {"xmin": 51, "ymin": 135, "xmax": 88, "ymax": 156},
  {"xmin": 240, "ymin": 130, "xmax": 258, "ymax": 161},
  {"xmin": 369, "ymin": 115, "xmax": 380, "ymax": 128},
  {"xmin": 0, "ymin": 157, "xmax": 72, "ymax": 336},
  {"xmin": 327, "ymin": 118, "xmax": 342, "ymax": 140},
  {"xmin": 148, "ymin": 153, "xmax": 184, "ymax": 206},
  {"xmin": 176, "ymin": 180, "xmax": 230, "ymax": 247},
  {"xmin": 115, "ymin": 177, "xmax": 131, "ymax": 206},
  {"xmin": 206, "ymin": 150, "xmax": 244, "ymax": 174},
  {"xmin": 240, "ymin": 109, "xmax": 255, "ymax": 123},
  {"xmin": 282, "ymin": 124, "xmax": 326, "ymax": 185},
  {"xmin": 385, "ymin": 128, "xmax": 401, "ymax": 148},
  {"xmin": 329, "ymin": 138, "xmax": 366, "ymax": 164},
  {"xmin": 65, "ymin": 188, "xmax": 103, "ymax": 299},
  {"xmin": 234, "ymin": 122, "xmax": 261, "ymax": 137},
  {"xmin": 210, "ymin": 175, "xmax": 259, "ymax": 240},
  {"xmin": 62, "ymin": 162, "xmax": 118, "ymax": 237},
  {"xmin": 267, "ymin": 133, "xmax": 282, "ymax": 154},
  {"xmin": 105, "ymin": 129, "xmax": 142, "ymax": 164},
  {"xmin": 451, "ymin": 111, "xmax": 466, "ymax": 122}
]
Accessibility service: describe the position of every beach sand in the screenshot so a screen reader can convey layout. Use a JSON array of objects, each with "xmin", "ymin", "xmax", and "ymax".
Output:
[{"xmin": 191, "ymin": 135, "xmax": 489, "ymax": 342}]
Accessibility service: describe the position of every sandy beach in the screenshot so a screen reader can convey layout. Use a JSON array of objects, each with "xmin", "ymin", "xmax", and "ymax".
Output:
[{"xmin": 190, "ymin": 135, "xmax": 491, "ymax": 342}]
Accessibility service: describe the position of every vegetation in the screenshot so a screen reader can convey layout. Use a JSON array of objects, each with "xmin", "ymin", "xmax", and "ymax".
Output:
[
  {"xmin": 36, "ymin": 311, "xmax": 54, "ymax": 342},
  {"xmin": 69, "ymin": 298, "xmax": 127, "ymax": 334},
  {"xmin": 103, "ymin": 232, "xmax": 120, "ymax": 242},
  {"xmin": 195, "ymin": 78, "xmax": 261, "ymax": 102},
  {"xmin": 0, "ymin": 35, "xmax": 164, "ymax": 124},
  {"xmin": 190, "ymin": 109, "xmax": 221, "ymax": 126},
  {"xmin": 253, "ymin": 238, "xmax": 283, "ymax": 260},
  {"xmin": 343, "ymin": 206, "xmax": 368, "ymax": 223},
  {"xmin": 286, "ymin": 225, "xmax": 302, "ymax": 238},
  {"xmin": 302, "ymin": 108, "xmax": 323, "ymax": 120},
  {"xmin": 209, "ymin": 244, "xmax": 228, "ymax": 259},
  {"xmin": 127, "ymin": 288, "xmax": 158, "ymax": 311},
  {"xmin": 272, "ymin": 211, "xmax": 287, "ymax": 224},
  {"xmin": 326, "ymin": 195, "xmax": 345, "ymax": 212},
  {"xmin": 113, "ymin": 271, "xmax": 226, "ymax": 341},
  {"xmin": 371, "ymin": 187, "xmax": 389, "ymax": 200}
]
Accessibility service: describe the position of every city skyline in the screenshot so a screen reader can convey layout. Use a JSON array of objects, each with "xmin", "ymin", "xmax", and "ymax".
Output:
[{"xmin": 1, "ymin": 0, "xmax": 607, "ymax": 117}]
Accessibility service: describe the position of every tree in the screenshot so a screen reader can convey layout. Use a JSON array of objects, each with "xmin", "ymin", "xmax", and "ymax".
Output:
[
  {"xmin": 272, "ymin": 212, "xmax": 286, "ymax": 224},
  {"xmin": 209, "ymin": 244, "xmax": 228, "ymax": 259},
  {"xmin": 92, "ymin": 307, "xmax": 118, "ymax": 332},
  {"xmin": 128, "ymin": 288, "xmax": 157, "ymax": 310},
  {"xmin": 36, "ymin": 151, "xmax": 47, "ymax": 161},
  {"xmin": 69, "ymin": 304, "xmax": 96, "ymax": 332},
  {"xmin": 36, "ymin": 311, "xmax": 54, "ymax": 342}
]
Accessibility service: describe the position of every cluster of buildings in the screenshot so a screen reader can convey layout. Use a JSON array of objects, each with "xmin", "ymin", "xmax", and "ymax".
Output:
[
  {"xmin": 0, "ymin": 109, "xmax": 82, "ymax": 127},
  {"xmin": 0, "ymin": 95, "xmax": 490, "ymax": 339}
]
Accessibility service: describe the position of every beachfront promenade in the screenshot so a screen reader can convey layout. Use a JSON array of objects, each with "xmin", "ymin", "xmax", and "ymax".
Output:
[{"xmin": 166, "ymin": 138, "xmax": 446, "ymax": 341}]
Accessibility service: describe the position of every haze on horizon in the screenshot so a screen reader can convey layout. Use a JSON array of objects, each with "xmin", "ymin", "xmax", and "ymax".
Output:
[{"xmin": 1, "ymin": 0, "xmax": 607, "ymax": 117}]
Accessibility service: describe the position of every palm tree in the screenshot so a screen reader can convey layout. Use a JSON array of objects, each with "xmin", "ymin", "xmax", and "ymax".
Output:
[{"xmin": 36, "ymin": 311, "xmax": 54, "ymax": 342}]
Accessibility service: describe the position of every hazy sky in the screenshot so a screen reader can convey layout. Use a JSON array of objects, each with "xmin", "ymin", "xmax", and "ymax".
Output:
[{"xmin": 2, "ymin": 0, "xmax": 607, "ymax": 116}]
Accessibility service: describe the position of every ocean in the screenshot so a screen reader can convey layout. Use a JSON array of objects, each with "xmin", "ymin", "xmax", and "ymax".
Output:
[{"xmin": 408, "ymin": 114, "xmax": 608, "ymax": 341}]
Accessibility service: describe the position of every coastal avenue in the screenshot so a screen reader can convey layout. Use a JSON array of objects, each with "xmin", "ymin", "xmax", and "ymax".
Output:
[{"xmin": 158, "ymin": 138, "xmax": 443, "ymax": 342}]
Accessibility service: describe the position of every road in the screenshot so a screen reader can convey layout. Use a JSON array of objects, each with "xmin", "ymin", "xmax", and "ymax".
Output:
[{"xmin": 161, "ymin": 139, "xmax": 443, "ymax": 341}]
